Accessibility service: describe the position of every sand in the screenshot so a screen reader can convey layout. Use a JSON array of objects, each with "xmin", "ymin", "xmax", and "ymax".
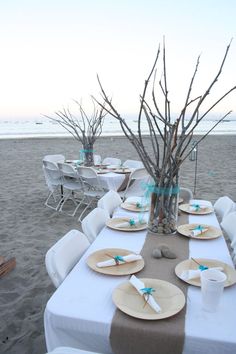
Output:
[{"xmin": 0, "ymin": 135, "xmax": 235, "ymax": 354}]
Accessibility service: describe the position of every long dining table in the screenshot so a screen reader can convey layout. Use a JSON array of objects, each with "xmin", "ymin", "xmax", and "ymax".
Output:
[{"xmin": 44, "ymin": 200, "xmax": 236, "ymax": 354}]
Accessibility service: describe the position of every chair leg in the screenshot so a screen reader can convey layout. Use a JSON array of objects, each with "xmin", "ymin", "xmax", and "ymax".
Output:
[{"xmin": 45, "ymin": 189, "xmax": 63, "ymax": 211}]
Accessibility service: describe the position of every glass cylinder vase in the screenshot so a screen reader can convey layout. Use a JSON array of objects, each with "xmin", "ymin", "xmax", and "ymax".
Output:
[
  {"xmin": 80, "ymin": 144, "xmax": 94, "ymax": 167},
  {"xmin": 148, "ymin": 184, "xmax": 179, "ymax": 235}
]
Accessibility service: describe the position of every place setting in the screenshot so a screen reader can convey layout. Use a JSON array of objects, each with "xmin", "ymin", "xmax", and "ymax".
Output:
[
  {"xmin": 112, "ymin": 274, "xmax": 186, "ymax": 320},
  {"xmin": 175, "ymin": 257, "xmax": 236, "ymax": 287},
  {"xmin": 177, "ymin": 223, "xmax": 222, "ymax": 239},
  {"xmin": 120, "ymin": 199, "xmax": 149, "ymax": 212},
  {"xmin": 179, "ymin": 202, "xmax": 214, "ymax": 215},
  {"xmin": 86, "ymin": 248, "xmax": 145, "ymax": 275},
  {"xmin": 106, "ymin": 216, "xmax": 148, "ymax": 231}
]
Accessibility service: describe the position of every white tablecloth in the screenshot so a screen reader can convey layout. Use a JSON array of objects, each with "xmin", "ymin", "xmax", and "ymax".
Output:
[
  {"xmin": 44, "ymin": 200, "xmax": 236, "ymax": 354},
  {"xmin": 98, "ymin": 172, "xmax": 126, "ymax": 191}
]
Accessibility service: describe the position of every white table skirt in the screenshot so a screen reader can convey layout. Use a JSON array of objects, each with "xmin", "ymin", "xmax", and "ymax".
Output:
[
  {"xmin": 44, "ymin": 200, "xmax": 236, "ymax": 354},
  {"xmin": 98, "ymin": 172, "xmax": 126, "ymax": 191}
]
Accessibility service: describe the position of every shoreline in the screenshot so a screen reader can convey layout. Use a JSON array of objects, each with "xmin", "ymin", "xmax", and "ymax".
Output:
[{"xmin": 0, "ymin": 135, "xmax": 235, "ymax": 353}]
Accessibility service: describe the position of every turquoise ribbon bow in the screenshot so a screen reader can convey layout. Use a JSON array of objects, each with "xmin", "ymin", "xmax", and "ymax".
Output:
[
  {"xmin": 140, "ymin": 287, "xmax": 155, "ymax": 295},
  {"xmin": 113, "ymin": 255, "xmax": 125, "ymax": 265},
  {"xmin": 136, "ymin": 202, "xmax": 142, "ymax": 209},
  {"xmin": 129, "ymin": 218, "xmax": 136, "ymax": 226},
  {"xmin": 191, "ymin": 204, "xmax": 201, "ymax": 211},
  {"xmin": 193, "ymin": 225, "xmax": 205, "ymax": 232},
  {"xmin": 199, "ymin": 264, "xmax": 209, "ymax": 271}
]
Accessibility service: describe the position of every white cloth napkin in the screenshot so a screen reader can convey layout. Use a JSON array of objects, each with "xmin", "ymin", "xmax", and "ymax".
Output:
[
  {"xmin": 190, "ymin": 227, "xmax": 208, "ymax": 237},
  {"xmin": 129, "ymin": 275, "xmax": 161, "ymax": 313},
  {"xmin": 180, "ymin": 267, "xmax": 224, "ymax": 280},
  {"xmin": 115, "ymin": 218, "xmax": 146, "ymax": 228},
  {"xmin": 96, "ymin": 254, "xmax": 142, "ymax": 268}
]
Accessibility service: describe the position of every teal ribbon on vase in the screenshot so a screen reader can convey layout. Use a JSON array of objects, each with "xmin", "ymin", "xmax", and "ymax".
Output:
[{"xmin": 80, "ymin": 148, "xmax": 94, "ymax": 161}]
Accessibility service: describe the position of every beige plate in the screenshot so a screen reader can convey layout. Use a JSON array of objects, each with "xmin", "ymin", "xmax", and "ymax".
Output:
[
  {"xmin": 96, "ymin": 170, "xmax": 111, "ymax": 174},
  {"xmin": 121, "ymin": 202, "xmax": 149, "ymax": 212},
  {"xmin": 112, "ymin": 278, "xmax": 185, "ymax": 320},
  {"xmin": 106, "ymin": 217, "xmax": 148, "ymax": 232},
  {"xmin": 177, "ymin": 223, "xmax": 222, "ymax": 240},
  {"xmin": 175, "ymin": 258, "xmax": 236, "ymax": 287},
  {"xmin": 112, "ymin": 168, "xmax": 131, "ymax": 174},
  {"xmin": 179, "ymin": 203, "xmax": 214, "ymax": 215},
  {"xmin": 86, "ymin": 248, "xmax": 144, "ymax": 276}
]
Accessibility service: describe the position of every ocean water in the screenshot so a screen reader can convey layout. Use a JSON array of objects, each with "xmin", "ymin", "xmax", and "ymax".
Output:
[{"xmin": 0, "ymin": 116, "xmax": 236, "ymax": 139}]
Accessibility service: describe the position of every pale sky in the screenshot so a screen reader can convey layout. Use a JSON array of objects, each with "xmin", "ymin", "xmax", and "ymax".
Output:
[{"xmin": 0, "ymin": 0, "xmax": 235, "ymax": 120}]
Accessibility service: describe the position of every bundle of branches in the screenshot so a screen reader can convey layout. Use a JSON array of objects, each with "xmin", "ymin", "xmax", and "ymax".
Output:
[
  {"xmin": 95, "ymin": 40, "xmax": 236, "ymax": 187},
  {"xmin": 95, "ymin": 40, "xmax": 236, "ymax": 234},
  {"xmin": 46, "ymin": 97, "xmax": 107, "ymax": 165}
]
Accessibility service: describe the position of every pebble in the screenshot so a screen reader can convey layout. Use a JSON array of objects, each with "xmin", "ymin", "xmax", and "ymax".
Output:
[
  {"xmin": 152, "ymin": 248, "xmax": 162, "ymax": 259},
  {"xmin": 161, "ymin": 248, "xmax": 177, "ymax": 259}
]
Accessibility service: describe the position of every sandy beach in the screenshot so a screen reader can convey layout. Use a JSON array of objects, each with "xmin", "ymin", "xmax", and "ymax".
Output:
[{"xmin": 0, "ymin": 135, "xmax": 235, "ymax": 354}]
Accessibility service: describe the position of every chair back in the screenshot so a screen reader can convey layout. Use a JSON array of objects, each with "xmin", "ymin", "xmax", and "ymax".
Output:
[
  {"xmin": 43, "ymin": 160, "xmax": 63, "ymax": 189},
  {"xmin": 45, "ymin": 229, "xmax": 90, "ymax": 288},
  {"xmin": 43, "ymin": 154, "xmax": 65, "ymax": 163},
  {"xmin": 82, "ymin": 207, "xmax": 110, "ymax": 243},
  {"xmin": 221, "ymin": 211, "xmax": 236, "ymax": 243},
  {"xmin": 123, "ymin": 159, "xmax": 144, "ymax": 169},
  {"xmin": 58, "ymin": 162, "xmax": 79, "ymax": 179},
  {"xmin": 97, "ymin": 190, "xmax": 122, "ymax": 217},
  {"xmin": 94, "ymin": 154, "xmax": 102, "ymax": 165},
  {"xmin": 120, "ymin": 168, "xmax": 149, "ymax": 199},
  {"xmin": 102, "ymin": 157, "xmax": 121, "ymax": 166},
  {"xmin": 214, "ymin": 196, "xmax": 235, "ymax": 221},
  {"xmin": 179, "ymin": 187, "xmax": 193, "ymax": 203}
]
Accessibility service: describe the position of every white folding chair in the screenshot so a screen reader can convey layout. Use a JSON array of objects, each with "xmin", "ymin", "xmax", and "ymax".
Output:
[
  {"xmin": 77, "ymin": 166, "xmax": 108, "ymax": 222},
  {"xmin": 43, "ymin": 154, "xmax": 65, "ymax": 163},
  {"xmin": 214, "ymin": 196, "xmax": 235, "ymax": 221},
  {"xmin": 43, "ymin": 160, "xmax": 63, "ymax": 211},
  {"xmin": 179, "ymin": 187, "xmax": 193, "ymax": 203},
  {"xmin": 57, "ymin": 163, "xmax": 84, "ymax": 216},
  {"xmin": 81, "ymin": 207, "xmax": 110, "ymax": 243},
  {"xmin": 102, "ymin": 157, "xmax": 121, "ymax": 166},
  {"xmin": 118, "ymin": 168, "xmax": 150, "ymax": 200},
  {"xmin": 97, "ymin": 190, "xmax": 122, "ymax": 217},
  {"xmin": 45, "ymin": 229, "xmax": 90, "ymax": 288},
  {"xmin": 122, "ymin": 159, "xmax": 144, "ymax": 169},
  {"xmin": 94, "ymin": 154, "xmax": 102, "ymax": 165},
  {"xmin": 45, "ymin": 347, "xmax": 103, "ymax": 354},
  {"xmin": 221, "ymin": 211, "xmax": 236, "ymax": 244}
]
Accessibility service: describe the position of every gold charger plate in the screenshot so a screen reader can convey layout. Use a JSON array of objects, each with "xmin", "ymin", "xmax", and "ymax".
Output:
[
  {"xmin": 121, "ymin": 202, "xmax": 149, "ymax": 212},
  {"xmin": 177, "ymin": 223, "xmax": 222, "ymax": 240},
  {"xmin": 112, "ymin": 278, "xmax": 185, "ymax": 320},
  {"xmin": 106, "ymin": 217, "xmax": 148, "ymax": 232},
  {"xmin": 179, "ymin": 203, "xmax": 214, "ymax": 215},
  {"xmin": 113, "ymin": 168, "xmax": 131, "ymax": 174},
  {"xmin": 175, "ymin": 258, "xmax": 236, "ymax": 287},
  {"xmin": 86, "ymin": 248, "xmax": 144, "ymax": 276}
]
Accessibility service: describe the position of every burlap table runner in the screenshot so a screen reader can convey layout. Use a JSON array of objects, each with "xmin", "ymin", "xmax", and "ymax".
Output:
[{"xmin": 110, "ymin": 212, "xmax": 189, "ymax": 354}]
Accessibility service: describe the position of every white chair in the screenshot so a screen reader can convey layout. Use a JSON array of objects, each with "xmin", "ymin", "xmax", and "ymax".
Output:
[
  {"xmin": 122, "ymin": 159, "xmax": 144, "ymax": 169},
  {"xmin": 93, "ymin": 154, "xmax": 102, "ymax": 165},
  {"xmin": 45, "ymin": 229, "xmax": 90, "ymax": 288},
  {"xmin": 97, "ymin": 190, "xmax": 122, "ymax": 217},
  {"xmin": 81, "ymin": 207, "xmax": 110, "ymax": 243},
  {"xmin": 45, "ymin": 347, "xmax": 102, "ymax": 354},
  {"xmin": 221, "ymin": 211, "xmax": 236, "ymax": 244},
  {"xmin": 77, "ymin": 166, "xmax": 108, "ymax": 222},
  {"xmin": 43, "ymin": 154, "xmax": 65, "ymax": 163},
  {"xmin": 118, "ymin": 168, "xmax": 150, "ymax": 200},
  {"xmin": 179, "ymin": 187, "xmax": 193, "ymax": 203},
  {"xmin": 214, "ymin": 196, "xmax": 235, "ymax": 221},
  {"xmin": 43, "ymin": 160, "xmax": 63, "ymax": 211},
  {"xmin": 57, "ymin": 163, "xmax": 84, "ymax": 216},
  {"xmin": 102, "ymin": 157, "xmax": 121, "ymax": 166}
]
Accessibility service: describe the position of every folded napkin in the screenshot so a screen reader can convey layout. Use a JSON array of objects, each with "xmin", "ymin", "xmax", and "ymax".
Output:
[
  {"xmin": 127, "ymin": 201, "xmax": 148, "ymax": 209},
  {"xmin": 115, "ymin": 218, "xmax": 146, "ymax": 228},
  {"xmin": 189, "ymin": 204, "xmax": 207, "ymax": 212},
  {"xmin": 180, "ymin": 266, "xmax": 224, "ymax": 280},
  {"xmin": 190, "ymin": 225, "xmax": 208, "ymax": 237},
  {"xmin": 129, "ymin": 275, "xmax": 161, "ymax": 313},
  {"xmin": 97, "ymin": 254, "xmax": 142, "ymax": 268}
]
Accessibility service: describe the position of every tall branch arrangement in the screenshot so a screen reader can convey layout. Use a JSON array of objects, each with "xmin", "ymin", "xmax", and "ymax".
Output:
[
  {"xmin": 45, "ymin": 97, "xmax": 108, "ymax": 165},
  {"xmin": 95, "ymin": 41, "xmax": 236, "ymax": 187}
]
